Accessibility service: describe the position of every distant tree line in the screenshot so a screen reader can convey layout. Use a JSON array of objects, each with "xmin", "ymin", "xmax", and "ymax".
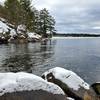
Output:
[
  {"xmin": 54, "ymin": 33, "xmax": 100, "ymax": 37},
  {"xmin": 0, "ymin": 0, "xmax": 56, "ymax": 38}
]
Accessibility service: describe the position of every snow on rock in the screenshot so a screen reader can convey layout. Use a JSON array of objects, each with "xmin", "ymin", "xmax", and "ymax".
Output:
[
  {"xmin": 67, "ymin": 97, "xmax": 75, "ymax": 100},
  {"xmin": 10, "ymin": 29, "xmax": 17, "ymax": 37},
  {"xmin": 27, "ymin": 32, "xmax": 41, "ymax": 39},
  {"xmin": 0, "ymin": 18, "xmax": 16, "ymax": 36},
  {"xmin": 42, "ymin": 67, "xmax": 91, "ymax": 100},
  {"xmin": 43, "ymin": 67, "xmax": 90, "ymax": 91},
  {"xmin": 0, "ymin": 72, "xmax": 65, "ymax": 96},
  {"xmin": 0, "ymin": 0, "xmax": 5, "ymax": 6},
  {"xmin": 0, "ymin": 20, "xmax": 10, "ymax": 33},
  {"xmin": 17, "ymin": 24, "xmax": 26, "ymax": 34}
]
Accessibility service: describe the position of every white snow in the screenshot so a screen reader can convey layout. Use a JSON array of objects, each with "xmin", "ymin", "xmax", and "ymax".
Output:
[
  {"xmin": 17, "ymin": 24, "xmax": 26, "ymax": 34},
  {"xmin": 67, "ymin": 97, "xmax": 75, "ymax": 100},
  {"xmin": 10, "ymin": 29, "xmax": 17, "ymax": 37},
  {"xmin": 0, "ymin": 20, "xmax": 10, "ymax": 33},
  {"xmin": 0, "ymin": 72, "xmax": 65, "ymax": 96},
  {"xmin": 0, "ymin": 19, "xmax": 42, "ymax": 41},
  {"xmin": 43, "ymin": 67, "xmax": 90, "ymax": 91},
  {"xmin": 0, "ymin": 19, "xmax": 17, "ymax": 37},
  {"xmin": 27, "ymin": 32, "xmax": 41, "ymax": 39},
  {"xmin": 0, "ymin": 0, "xmax": 5, "ymax": 6}
]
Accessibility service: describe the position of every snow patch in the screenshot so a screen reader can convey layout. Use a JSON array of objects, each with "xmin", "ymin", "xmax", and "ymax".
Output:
[
  {"xmin": 27, "ymin": 32, "xmax": 41, "ymax": 39},
  {"xmin": 0, "ymin": 19, "xmax": 17, "ymax": 37},
  {"xmin": 0, "ymin": 0, "xmax": 5, "ymax": 6},
  {"xmin": 0, "ymin": 20, "xmax": 10, "ymax": 33},
  {"xmin": 43, "ymin": 67, "xmax": 90, "ymax": 91},
  {"xmin": 17, "ymin": 24, "xmax": 26, "ymax": 34},
  {"xmin": 0, "ymin": 72, "xmax": 65, "ymax": 96},
  {"xmin": 10, "ymin": 29, "xmax": 17, "ymax": 37},
  {"xmin": 67, "ymin": 97, "xmax": 75, "ymax": 100}
]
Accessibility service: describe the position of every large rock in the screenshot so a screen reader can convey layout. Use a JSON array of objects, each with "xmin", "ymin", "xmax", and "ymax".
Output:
[
  {"xmin": 84, "ymin": 83, "xmax": 100, "ymax": 100},
  {"xmin": 0, "ymin": 72, "xmax": 67, "ymax": 100},
  {"xmin": 0, "ymin": 18, "xmax": 11, "ymax": 34},
  {"xmin": 17, "ymin": 24, "xmax": 26, "ymax": 34},
  {"xmin": 42, "ymin": 67, "xmax": 90, "ymax": 100},
  {"xmin": 27, "ymin": 32, "xmax": 42, "ymax": 42},
  {"xmin": 0, "ymin": 90, "xmax": 67, "ymax": 100},
  {"xmin": 0, "ymin": 36, "xmax": 8, "ymax": 44},
  {"xmin": 83, "ymin": 87, "xmax": 97, "ymax": 100}
]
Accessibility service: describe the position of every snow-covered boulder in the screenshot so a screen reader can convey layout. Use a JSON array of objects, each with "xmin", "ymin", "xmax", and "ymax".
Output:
[
  {"xmin": 10, "ymin": 29, "xmax": 17, "ymax": 37},
  {"xmin": 0, "ymin": 18, "xmax": 17, "ymax": 44},
  {"xmin": 27, "ymin": 32, "xmax": 41, "ymax": 42},
  {"xmin": 0, "ymin": 20, "xmax": 10, "ymax": 34},
  {"xmin": 0, "ymin": 0, "xmax": 5, "ymax": 6},
  {"xmin": 8, "ymin": 29, "xmax": 17, "ymax": 43},
  {"xmin": 0, "ymin": 17, "xmax": 16, "ymax": 34},
  {"xmin": 17, "ymin": 24, "xmax": 26, "ymax": 34},
  {"xmin": 0, "ymin": 72, "xmax": 67, "ymax": 100},
  {"xmin": 42, "ymin": 67, "xmax": 90, "ymax": 100}
]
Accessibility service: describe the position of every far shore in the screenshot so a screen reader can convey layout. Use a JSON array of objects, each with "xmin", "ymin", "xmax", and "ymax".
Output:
[{"xmin": 52, "ymin": 36, "xmax": 100, "ymax": 39}]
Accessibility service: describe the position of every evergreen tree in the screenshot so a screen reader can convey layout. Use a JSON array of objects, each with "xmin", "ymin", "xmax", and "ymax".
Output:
[
  {"xmin": 33, "ymin": 9, "xmax": 40, "ymax": 34},
  {"xmin": 4, "ymin": 0, "xmax": 21, "ymax": 27},
  {"xmin": 39, "ymin": 8, "xmax": 55, "ymax": 38},
  {"xmin": 0, "ymin": 0, "xmax": 56, "ymax": 37},
  {"xmin": 19, "ymin": 0, "xmax": 35, "ymax": 31},
  {"xmin": 47, "ymin": 15, "xmax": 56, "ymax": 37},
  {"xmin": 0, "ymin": 5, "xmax": 5, "ymax": 18}
]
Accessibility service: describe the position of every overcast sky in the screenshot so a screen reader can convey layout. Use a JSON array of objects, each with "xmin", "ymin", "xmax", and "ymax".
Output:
[
  {"xmin": 33, "ymin": 0, "xmax": 100, "ymax": 33},
  {"xmin": 1, "ymin": 0, "xmax": 100, "ymax": 33}
]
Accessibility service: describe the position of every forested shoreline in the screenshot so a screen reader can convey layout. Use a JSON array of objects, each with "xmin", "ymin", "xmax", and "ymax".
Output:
[
  {"xmin": 54, "ymin": 33, "xmax": 100, "ymax": 37},
  {"xmin": 0, "ymin": 0, "xmax": 56, "ymax": 39}
]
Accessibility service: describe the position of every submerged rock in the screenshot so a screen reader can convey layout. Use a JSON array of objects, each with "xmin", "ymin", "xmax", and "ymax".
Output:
[
  {"xmin": 0, "ymin": 72, "xmax": 67, "ymax": 100},
  {"xmin": 42, "ymin": 67, "xmax": 90, "ymax": 100}
]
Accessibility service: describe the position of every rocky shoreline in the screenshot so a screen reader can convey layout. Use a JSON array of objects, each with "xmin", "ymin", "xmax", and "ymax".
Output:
[{"xmin": 0, "ymin": 67, "xmax": 99, "ymax": 100}]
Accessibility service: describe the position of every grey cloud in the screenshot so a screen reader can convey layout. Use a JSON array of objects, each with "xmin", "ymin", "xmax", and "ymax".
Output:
[
  {"xmin": 49, "ymin": 1, "xmax": 100, "ymax": 33},
  {"xmin": 1, "ymin": 0, "xmax": 100, "ymax": 33}
]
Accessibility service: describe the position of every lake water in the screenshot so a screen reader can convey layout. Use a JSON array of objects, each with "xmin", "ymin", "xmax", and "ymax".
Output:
[{"xmin": 0, "ymin": 37, "xmax": 100, "ymax": 84}]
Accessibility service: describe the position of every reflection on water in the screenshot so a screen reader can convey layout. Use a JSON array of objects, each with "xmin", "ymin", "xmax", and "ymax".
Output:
[
  {"xmin": 0, "ymin": 38, "xmax": 100, "ymax": 84},
  {"xmin": 0, "ymin": 40, "xmax": 56, "ymax": 74}
]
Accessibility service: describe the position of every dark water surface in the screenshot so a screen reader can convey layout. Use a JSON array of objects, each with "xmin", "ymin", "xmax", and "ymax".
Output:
[{"xmin": 0, "ymin": 37, "xmax": 100, "ymax": 84}]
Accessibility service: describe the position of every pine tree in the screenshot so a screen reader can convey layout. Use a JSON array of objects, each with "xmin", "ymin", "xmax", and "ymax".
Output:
[
  {"xmin": 19, "ymin": 0, "xmax": 35, "ymax": 31},
  {"xmin": 48, "ymin": 15, "xmax": 56, "ymax": 37},
  {"xmin": 4, "ymin": 0, "xmax": 21, "ymax": 27},
  {"xmin": 0, "ymin": 5, "xmax": 5, "ymax": 18},
  {"xmin": 0, "ymin": 0, "xmax": 56, "ymax": 37},
  {"xmin": 39, "ymin": 8, "xmax": 55, "ymax": 38},
  {"xmin": 33, "ymin": 9, "xmax": 40, "ymax": 34}
]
